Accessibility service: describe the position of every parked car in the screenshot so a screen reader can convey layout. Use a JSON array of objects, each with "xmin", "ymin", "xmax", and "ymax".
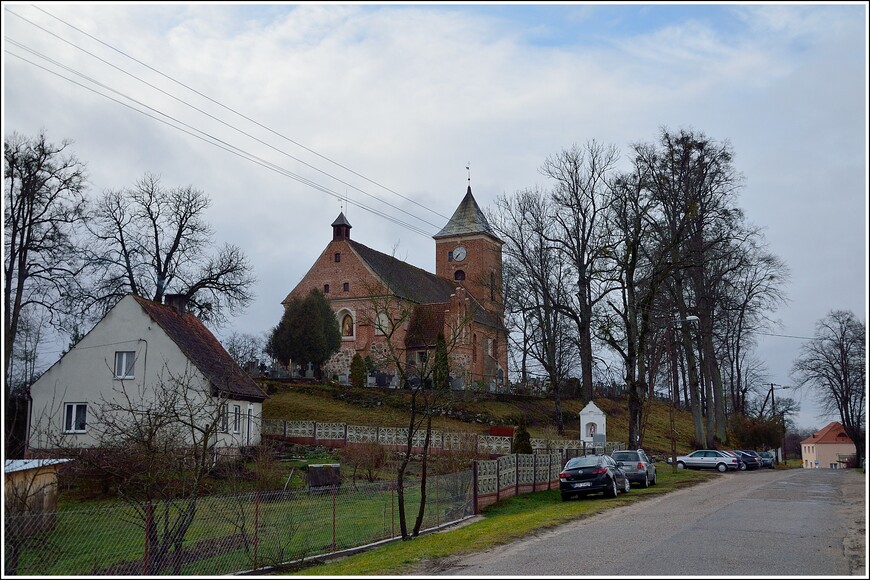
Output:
[
  {"xmin": 740, "ymin": 450, "xmax": 764, "ymax": 470},
  {"xmin": 730, "ymin": 450, "xmax": 761, "ymax": 470},
  {"xmin": 721, "ymin": 450, "xmax": 744, "ymax": 470},
  {"xmin": 559, "ymin": 454, "xmax": 630, "ymax": 501},
  {"xmin": 673, "ymin": 449, "xmax": 740, "ymax": 472},
  {"xmin": 611, "ymin": 449, "xmax": 657, "ymax": 488},
  {"xmin": 758, "ymin": 450, "xmax": 775, "ymax": 469}
]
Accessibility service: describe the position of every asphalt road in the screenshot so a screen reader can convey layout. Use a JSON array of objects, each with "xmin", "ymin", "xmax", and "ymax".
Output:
[{"xmin": 424, "ymin": 468, "xmax": 866, "ymax": 576}]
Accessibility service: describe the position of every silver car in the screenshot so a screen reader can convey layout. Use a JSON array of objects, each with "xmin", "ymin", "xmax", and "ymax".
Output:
[
  {"xmin": 612, "ymin": 449, "xmax": 657, "ymax": 488},
  {"xmin": 674, "ymin": 449, "xmax": 740, "ymax": 472}
]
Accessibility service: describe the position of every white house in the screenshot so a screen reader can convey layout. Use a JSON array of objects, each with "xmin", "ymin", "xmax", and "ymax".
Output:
[{"xmin": 27, "ymin": 294, "xmax": 268, "ymax": 455}]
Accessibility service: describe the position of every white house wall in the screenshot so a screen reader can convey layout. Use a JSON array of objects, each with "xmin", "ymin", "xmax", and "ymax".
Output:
[{"xmin": 28, "ymin": 295, "xmax": 261, "ymax": 450}]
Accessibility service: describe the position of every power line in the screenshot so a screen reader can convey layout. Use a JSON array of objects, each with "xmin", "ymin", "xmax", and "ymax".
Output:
[
  {"xmin": 4, "ymin": 46, "xmax": 435, "ymax": 237},
  {"xmin": 19, "ymin": 4, "xmax": 452, "ymax": 222}
]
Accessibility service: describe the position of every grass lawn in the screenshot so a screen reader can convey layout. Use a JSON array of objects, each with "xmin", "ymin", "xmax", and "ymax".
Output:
[{"xmin": 285, "ymin": 466, "xmax": 715, "ymax": 576}]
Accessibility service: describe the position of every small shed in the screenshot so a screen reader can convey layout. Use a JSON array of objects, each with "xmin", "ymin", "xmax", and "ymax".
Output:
[
  {"xmin": 579, "ymin": 401, "xmax": 607, "ymax": 445},
  {"xmin": 5, "ymin": 459, "xmax": 70, "ymax": 513}
]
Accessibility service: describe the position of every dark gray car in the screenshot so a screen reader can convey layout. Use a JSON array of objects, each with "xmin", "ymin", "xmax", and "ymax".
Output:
[{"xmin": 612, "ymin": 449, "xmax": 657, "ymax": 488}]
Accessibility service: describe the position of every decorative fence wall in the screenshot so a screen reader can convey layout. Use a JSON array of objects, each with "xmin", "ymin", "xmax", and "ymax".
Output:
[
  {"xmin": 473, "ymin": 452, "xmax": 564, "ymax": 511},
  {"xmin": 263, "ymin": 420, "xmax": 624, "ymax": 458}
]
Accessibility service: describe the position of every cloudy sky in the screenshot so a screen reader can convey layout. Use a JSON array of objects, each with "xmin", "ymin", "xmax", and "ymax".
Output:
[{"xmin": 3, "ymin": 2, "xmax": 866, "ymax": 430}]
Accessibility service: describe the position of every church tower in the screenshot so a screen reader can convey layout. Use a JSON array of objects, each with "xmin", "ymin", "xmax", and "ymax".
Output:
[{"xmin": 434, "ymin": 185, "xmax": 503, "ymax": 315}]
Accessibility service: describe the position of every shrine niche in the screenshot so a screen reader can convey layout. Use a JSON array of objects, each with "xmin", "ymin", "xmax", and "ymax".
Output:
[{"xmin": 579, "ymin": 401, "xmax": 607, "ymax": 445}]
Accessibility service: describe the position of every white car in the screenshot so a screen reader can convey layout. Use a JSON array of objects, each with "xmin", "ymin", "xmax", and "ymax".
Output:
[{"xmin": 674, "ymin": 449, "xmax": 740, "ymax": 472}]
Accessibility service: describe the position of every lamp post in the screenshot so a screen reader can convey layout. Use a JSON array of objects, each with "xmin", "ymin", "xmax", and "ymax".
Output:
[{"xmin": 667, "ymin": 315, "xmax": 699, "ymax": 471}]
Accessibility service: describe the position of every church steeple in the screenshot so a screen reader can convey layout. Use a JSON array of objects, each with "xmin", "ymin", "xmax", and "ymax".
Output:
[
  {"xmin": 433, "ymin": 186, "xmax": 500, "ymax": 242},
  {"xmin": 332, "ymin": 212, "xmax": 351, "ymax": 240}
]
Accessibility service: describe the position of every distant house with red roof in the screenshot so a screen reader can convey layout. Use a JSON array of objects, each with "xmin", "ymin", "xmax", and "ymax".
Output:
[
  {"xmin": 800, "ymin": 421, "xmax": 856, "ymax": 469},
  {"xmin": 27, "ymin": 294, "xmax": 268, "ymax": 455}
]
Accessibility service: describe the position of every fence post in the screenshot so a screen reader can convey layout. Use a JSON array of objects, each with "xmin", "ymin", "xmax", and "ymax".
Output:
[
  {"xmin": 283, "ymin": 420, "xmax": 287, "ymax": 437},
  {"xmin": 496, "ymin": 458, "xmax": 500, "ymax": 503},
  {"xmin": 435, "ymin": 472, "xmax": 439, "ymax": 528},
  {"xmin": 314, "ymin": 421, "xmax": 318, "ymax": 444},
  {"xmin": 143, "ymin": 499, "xmax": 151, "ymax": 575},
  {"xmin": 515, "ymin": 453, "xmax": 519, "ymax": 497},
  {"xmin": 253, "ymin": 491, "xmax": 260, "ymax": 571},
  {"xmin": 472, "ymin": 460, "xmax": 479, "ymax": 515},
  {"xmin": 547, "ymin": 454, "xmax": 551, "ymax": 490},
  {"xmin": 532, "ymin": 451, "xmax": 537, "ymax": 493},
  {"xmin": 332, "ymin": 483, "xmax": 337, "ymax": 551}
]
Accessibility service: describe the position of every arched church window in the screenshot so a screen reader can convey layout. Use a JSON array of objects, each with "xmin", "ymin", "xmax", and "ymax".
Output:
[{"xmin": 341, "ymin": 314, "xmax": 354, "ymax": 337}]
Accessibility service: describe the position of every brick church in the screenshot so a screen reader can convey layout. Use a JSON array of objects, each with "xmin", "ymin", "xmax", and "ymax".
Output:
[{"xmin": 283, "ymin": 185, "xmax": 508, "ymax": 390}]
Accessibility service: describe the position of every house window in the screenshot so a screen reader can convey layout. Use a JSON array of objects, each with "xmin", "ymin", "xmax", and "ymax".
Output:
[
  {"xmin": 63, "ymin": 403, "xmax": 88, "ymax": 433},
  {"xmin": 232, "ymin": 405, "xmax": 241, "ymax": 433},
  {"xmin": 219, "ymin": 403, "xmax": 228, "ymax": 433},
  {"xmin": 417, "ymin": 351, "xmax": 429, "ymax": 366},
  {"xmin": 454, "ymin": 270, "xmax": 465, "ymax": 281},
  {"xmin": 472, "ymin": 333, "xmax": 477, "ymax": 362},
  {"xmin": 448, "ymin": 251, "xmax": 454, "ymax": 262},
  {"xmin": 343, "ymin": 282, "xmax": 349, "ymax": 292},
  {"xmin": 335, "ymin": 252, "xmax": 341, "ymax": 262},
  {"xmin": 490, "ymin": 272, "xmax": 495, "ymax": 301},
  {"xmin": 324, "ymin": 284, "xmax": 330, "ymax": 294},
  {"xmin": 114, "ymin": 351, "xmax": 136, "ymax": 379}
]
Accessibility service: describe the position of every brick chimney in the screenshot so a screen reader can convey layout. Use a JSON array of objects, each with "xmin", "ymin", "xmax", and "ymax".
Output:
[{"xmin": 164, "ymin": 293, "xmax": 188, "ymax": 314}]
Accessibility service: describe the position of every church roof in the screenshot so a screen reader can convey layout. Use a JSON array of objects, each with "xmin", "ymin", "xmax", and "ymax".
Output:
[
  {"xmin": 433, "ymin": 186, "xmax": 500, "ymax": 242},
  {"xmin": 346, "ymin": 239, "xmax": 503, "ymax": 330}
]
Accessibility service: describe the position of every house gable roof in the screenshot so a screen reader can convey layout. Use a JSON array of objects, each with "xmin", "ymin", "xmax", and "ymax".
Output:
[
  {"xmin": 800, "ymin": 421, "xmax": 854, "ymax": 445},
  {"xmin": 132, "ymin": 295, "xmax": 268, "ymax": 402}
]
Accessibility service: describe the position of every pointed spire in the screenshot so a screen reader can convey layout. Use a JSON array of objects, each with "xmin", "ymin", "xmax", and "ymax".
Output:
[{"xmin": 433, "ymin": 185, "xmax": 500, "ymax": 241}]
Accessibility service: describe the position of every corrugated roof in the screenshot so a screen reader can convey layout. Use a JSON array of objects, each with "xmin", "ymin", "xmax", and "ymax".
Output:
[
  {"xmin": 5, "ymin": 459, "xmax": 71, "ymax": 474},
  {"xmin": 133, "ymin": 296, "xmax": 268, "ymax": 402},
  {"xmin": 800, "ymin": 421, "xmax": 854, "ymax": 445},
  {"xmin": 433, "ymin": 186, "xmax": 500, "ymax": 241}
]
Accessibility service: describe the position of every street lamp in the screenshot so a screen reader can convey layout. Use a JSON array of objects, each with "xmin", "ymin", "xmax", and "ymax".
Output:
[{"xmin": 667, "ymin": 315, "xmax": 699, "ymax": 471}]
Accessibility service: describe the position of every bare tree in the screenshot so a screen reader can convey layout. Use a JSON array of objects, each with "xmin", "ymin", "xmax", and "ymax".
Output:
[
  {"xmin": 34, "ymin": 364, "xmax": 228, "ymax": 574},
  {"xmin": 358, "ymin": 286, "xmax": 472, "ymax": 539},
  {"xmin": 4, "ymin": 130, "xmax": 89, "ymax": 457},
  {"xmin": 542, "ymin": 141, "xmax": 620, "ymax": 402},
  {"xmin": 81, "ymin": 172, "xmax": 255, "ymax": 325},
  {"xmin": 491, "ymin": 187, "xmax": 577, "ymax": 433},
  {"xmin": 791, "ymin": 310, "xmax": 866, "ymax": 466},
  {"xmin": 222, "ymin": 331, "xmax": 266, "ymax": 374}
]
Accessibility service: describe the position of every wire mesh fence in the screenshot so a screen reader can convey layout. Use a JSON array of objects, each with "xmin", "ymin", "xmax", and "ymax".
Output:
[{"xmin": 4, "ymin": 469, "xmax": 474, "ymax": 576}]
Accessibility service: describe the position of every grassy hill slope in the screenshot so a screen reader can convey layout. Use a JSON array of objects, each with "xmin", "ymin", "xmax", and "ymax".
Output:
[{"xmin": 261, "ymin": 381, "xmax": 701, "ymax": 457}]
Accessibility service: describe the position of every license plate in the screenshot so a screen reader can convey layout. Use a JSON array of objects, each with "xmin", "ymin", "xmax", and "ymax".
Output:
[{"xmin": 573, "ymin": 482, "xmax": 591, "ymax": 488}]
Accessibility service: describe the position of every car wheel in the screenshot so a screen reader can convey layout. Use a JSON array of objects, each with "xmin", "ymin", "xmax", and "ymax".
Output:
[
  {"xmin": 738, "ymin": 462, "xmax": 747, "ymax": 471},
  {"xmin": 676, "ymin": 461, "xmax": 685, "ymax": 470},
  {"xmin": 651, "ymin": 472, "xmax": 657, "ymax": 486},
  {"xmin": 717, "ymin": 463, "xmax": 728, "ymax": 472},
  {"xmin": 623, "ymin": 477, "xmax": 631, "ymax": 494},
  {"xmin": 606, "ymin": 478, "xmax": 618, "ymax": 498},
  {"xmin": 641, "ymin": 473, "xmax": 649, "ymax": 488}
]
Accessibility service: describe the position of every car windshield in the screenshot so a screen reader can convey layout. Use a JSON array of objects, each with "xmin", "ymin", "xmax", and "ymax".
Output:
[
  {"xmin": 612, "ymin": 452, "xmax": 638, "ymax": 461},
  {"xmin": 566, "ymin": 456, "xmax": 602, "ymax": 469}
]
